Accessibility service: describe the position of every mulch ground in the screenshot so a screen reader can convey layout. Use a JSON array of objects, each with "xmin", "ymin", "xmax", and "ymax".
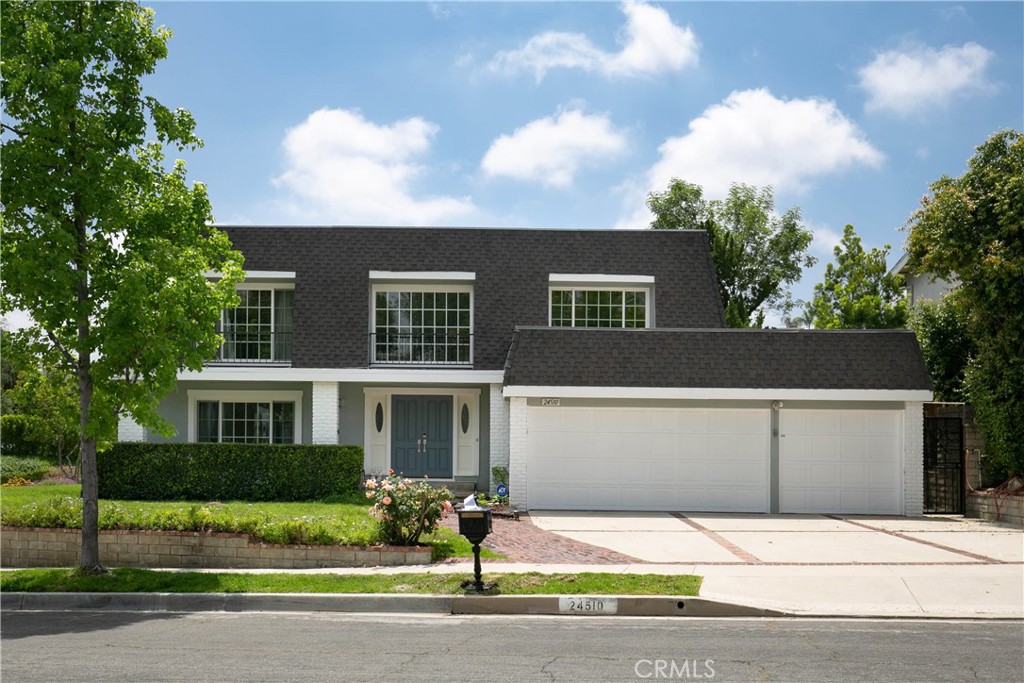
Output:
[{"xmin": 439, "ymin": 512, "xmax": 642, "ymax": 565}]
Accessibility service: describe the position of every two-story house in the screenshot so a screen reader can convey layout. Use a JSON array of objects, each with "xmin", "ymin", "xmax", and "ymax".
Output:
[{"xmin": 119, "ymin": 227, "xmax": 933, "ymax": 516}]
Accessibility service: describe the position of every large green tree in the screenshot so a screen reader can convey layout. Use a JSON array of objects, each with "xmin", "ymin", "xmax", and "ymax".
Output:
[
  {"xmin": 807, "ymin": 224, "xmax": 908, "ymax": 329},
  {"xmin": 910, "ymin": 296, "xmax": 974, "ymax": 403},
  {"xmin": 648, "ymin": 180, "xmax": 815, "ymax": 327},
  {"xmin": 1, "ymin": 1, "xmax": 243, "ymax": 571},
  {"xmin": 905, "ymin": 129, "xmax": 1024, "ymax": 476}
]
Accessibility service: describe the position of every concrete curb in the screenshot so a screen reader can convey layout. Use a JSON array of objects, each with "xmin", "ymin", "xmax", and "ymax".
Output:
[{"xmin": 1, "ymin": 591, "xmax": 783, "ymax": 618}]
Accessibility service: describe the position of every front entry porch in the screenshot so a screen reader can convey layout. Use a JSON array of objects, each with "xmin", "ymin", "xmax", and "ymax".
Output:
[
  {"xmin": 363, "ymin": 386, "xmax": 482, "ymax": 482},
  {"xmin": 391, "ymin": 395, "xmax": 453, "ymax": 478}
]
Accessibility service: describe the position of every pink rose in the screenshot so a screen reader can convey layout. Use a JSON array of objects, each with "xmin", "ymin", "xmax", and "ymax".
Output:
[
  {"xmin": 382, "ymin": 496, "xmax": 392, "ymax": 506},
  {"xmin": 365, "ymin": 479, "xmax": 376, "ymax": 489},
  {"xmin": 365, "ymin": 491, "xmax": 374, "ymax": 499}
]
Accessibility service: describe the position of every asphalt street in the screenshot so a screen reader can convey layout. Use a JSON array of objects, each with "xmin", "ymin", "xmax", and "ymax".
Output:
[{"xmin": 2, "ymin": 611, "xmax": 1022, "ymax": 682}]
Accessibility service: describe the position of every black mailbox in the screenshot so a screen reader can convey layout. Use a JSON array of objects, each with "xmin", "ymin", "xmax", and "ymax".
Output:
[
  {"xmin": 457, "ymin": 508, "xmax": 492, "ymax": 543},
  {"xmin": 457, "ymin": 504, "xmax": 494, "ymax": 591}
]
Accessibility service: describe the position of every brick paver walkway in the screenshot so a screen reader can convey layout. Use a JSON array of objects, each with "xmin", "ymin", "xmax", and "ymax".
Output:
[{"xmin": 440, "ymin": 512, "xmax": 641, "ymax": 564}]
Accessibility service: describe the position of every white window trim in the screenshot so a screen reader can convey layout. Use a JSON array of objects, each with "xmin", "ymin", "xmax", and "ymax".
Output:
[
  {"xmin": 369, "ymin": 282, "xmax": 475, "ymax": 366},
  {"xmin": 548, "ymin": 285, "xmax": 652, "ymax": 328},
  {"xmin": 549, "ymin": 274, "xmax": 654, "ymax": 285},
  {"xmin": 187, "ymin": 390, "xmax": 303, "ymax": 443},
  {"xmin": 370, "ymin": 271, "xmax": 475, "ymax": 282},
  {"xmin": 235, "ymin": 282, "xmax": 295, "ymax": 291},
  {"xmin": 204, "ymin": 270, "xmax": 296, "ymax": 282}
]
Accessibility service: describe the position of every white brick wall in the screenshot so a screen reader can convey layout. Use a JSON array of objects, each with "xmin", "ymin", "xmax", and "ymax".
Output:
[
  {"xmin": 508, "ymin": 396, "xmax": 529, "ymax": 510},
  {"xmin": 903, "ymin": 401, "xmax": 924, "ymax": 516},
  {"xmin": 117, "ymin": 415, "xmax": 145, "ymax": 442},
  {"xmin": 488, "ymin": 383, "xmax": 510, "ymax": 490},
  {"xmin": 311, "ymin": 382, "xmax": 339, "ymax": 445}
]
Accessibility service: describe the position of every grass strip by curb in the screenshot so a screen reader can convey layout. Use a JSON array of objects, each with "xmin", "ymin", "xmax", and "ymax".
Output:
[{"xmin": 0, "ymin": 568, "xmax": 701, "ymax": 596}]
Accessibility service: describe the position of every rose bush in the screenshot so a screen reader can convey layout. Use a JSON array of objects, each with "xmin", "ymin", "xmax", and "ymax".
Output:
[{"xmin": 365, "ymin": 470, "xmax": 453, "ymax": 545}]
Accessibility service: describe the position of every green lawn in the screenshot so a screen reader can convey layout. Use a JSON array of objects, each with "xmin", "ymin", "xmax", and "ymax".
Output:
[
  {"xmin": 0, "ymin": 484, "xmax": 496, "ymax": 560},
  {"xmin": 0, "ymin": 568, "xmax": 701, "ymax": 596}
]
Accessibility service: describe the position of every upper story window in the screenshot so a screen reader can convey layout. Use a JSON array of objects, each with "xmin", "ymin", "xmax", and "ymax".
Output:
[
  {"xmin": 369, "ymin": 272, "xmax": 474, "ymax": 366},
  {"xmin": 205, "ymin": 272, "xmax": 296, "ymax": 365},
  {"xmin": 548, "ymin": 274, "xmax": 654, "ymax": 329}
]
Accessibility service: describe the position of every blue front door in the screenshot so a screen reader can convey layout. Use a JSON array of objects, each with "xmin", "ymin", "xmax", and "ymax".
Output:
[{"xmin": 391, "ymin": 395, "xmax": 453, "ymax": 478}]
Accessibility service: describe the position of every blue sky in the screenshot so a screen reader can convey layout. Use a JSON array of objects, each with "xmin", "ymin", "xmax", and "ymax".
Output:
[{"xmin": 143, "ymin": 0, "xmax": 1021, "ymax": 311}]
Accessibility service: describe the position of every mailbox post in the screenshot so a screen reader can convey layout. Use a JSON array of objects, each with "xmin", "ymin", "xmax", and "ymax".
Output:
[{"xmin": 457, "ymin": 504, "xmax": 493, "ymax": 592}]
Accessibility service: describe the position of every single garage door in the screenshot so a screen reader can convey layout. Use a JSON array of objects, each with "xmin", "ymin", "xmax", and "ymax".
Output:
[
  {"xmin": 526, "ymin": 407, "xmax": 770, "ymax": 512},
  {"xmin": 780, "ymin": 409, "xmax": 903, "ymax": 514}
]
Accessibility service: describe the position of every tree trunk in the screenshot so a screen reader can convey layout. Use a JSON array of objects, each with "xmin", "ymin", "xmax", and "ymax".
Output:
[
  {"xmin": 73, "ymin": 120, "xmax": 103, "ymax": 572},
  {"xmin": 77, "ymin": 300, "xmax": 103, "ymax": 573}
]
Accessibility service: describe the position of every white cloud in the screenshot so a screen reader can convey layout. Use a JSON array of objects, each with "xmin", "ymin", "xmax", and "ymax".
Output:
[
  {"xmin": 481, "ymin": 108, "xmax": 628, "ymax": 187},
  {"xmin": 858, "ymin": 42, "xmax": 995, "ymax": 116},
  {"xmin": 274, "ymin": 108, "xmax": 475, "ymax": 225},
  {"xmin": 810, "ymin": 223, "xmax": 844, "ymax": 259},
  {"xmin": 649, "ymin": 88, "xmax": 883, "ymax": 197},
  {"xmin": 488, "ymin": 1, "xmax": 698, "ymax": 82},
  {"xmin": 617, "ymin": 88, "xmax": 883, "ymax": 228}
]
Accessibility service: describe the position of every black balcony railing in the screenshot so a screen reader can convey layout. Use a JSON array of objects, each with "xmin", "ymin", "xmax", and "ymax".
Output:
[
  {"xmin": 213, "ymin": 326, "xmax": 292, "ymax": 364},
  {"xmin": 370, "ymin": 331, "xmax": 472, "ymax": 366}
]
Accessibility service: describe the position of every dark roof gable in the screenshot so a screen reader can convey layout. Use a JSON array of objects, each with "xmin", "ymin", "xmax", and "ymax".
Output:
[
  {"xmin": 220, "ymin": 226, "xmax": 726, "ymax": 369},
  {"xmin": 503, "ymin": 327, "xmax": 934, "ymax": 391}
]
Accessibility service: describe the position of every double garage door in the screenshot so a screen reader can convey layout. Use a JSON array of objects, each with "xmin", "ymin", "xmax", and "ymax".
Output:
[{"xmin": 526, "ymin": 406, "xmax": 903, "ymax": 514}]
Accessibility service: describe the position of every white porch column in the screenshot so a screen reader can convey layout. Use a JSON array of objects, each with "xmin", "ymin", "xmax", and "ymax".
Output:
[
  {"xmin": 903, "ymin": 401, "xmax": 924, "ymax": 516},
  {"xmin": 117, "ymin": 415, "xmax": 145, "ymax": 442},
  {"xmin": 508, "ymin": 396, "xmax": 529, "ymax": 511},
  {"xmin": 311, "ymin": 382, "xmax": 339, "ymax": 445},
  {"xmin": 488, "ymin": 383, "xmax": 510, "ymax": 490}
]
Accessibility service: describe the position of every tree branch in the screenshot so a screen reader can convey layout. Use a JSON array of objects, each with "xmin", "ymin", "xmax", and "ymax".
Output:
[
  {"xmin": 45, "ymin": 328, "xmax": 78, "ymax": 368},
  {"xmin": 1, "ymin": 122, "xmax": 26, "ymax": 137}
]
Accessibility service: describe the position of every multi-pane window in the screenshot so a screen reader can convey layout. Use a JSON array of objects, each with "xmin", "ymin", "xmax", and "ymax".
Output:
[
  {"xmin": 550, "ymin": 289, "xmax": 647, "ymax": 328},
  {"xmin": 219, "ymin": 289, "xmax": 293, "ymax": 362},
  {"xmin": 373, "ymin": 289, "xmax": 472, "ymax": 364},
  {"xmin": 195, "ymin": 400, "xmax": 296, "ymax": 444}
]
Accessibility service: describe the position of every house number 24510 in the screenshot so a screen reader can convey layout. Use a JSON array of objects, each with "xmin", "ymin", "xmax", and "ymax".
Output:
[{"xmin": 559, "ymin": 596, "xmax": 618, "ymax": 614}]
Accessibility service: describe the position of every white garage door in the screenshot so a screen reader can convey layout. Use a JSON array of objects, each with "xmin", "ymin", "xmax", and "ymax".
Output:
[
  {"xmin": 780, "ymin": 409, "xmax": 903, "ymax": 514},
  {"xmin": 526, "ymin": 407, "xmax": 770, "ymax": 512}
]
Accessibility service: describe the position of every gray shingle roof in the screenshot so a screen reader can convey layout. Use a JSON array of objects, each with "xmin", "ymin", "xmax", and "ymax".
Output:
[
  {"xmin": 221, "ymin": 226, "xmax": 726, "ymax": 370},
  {"xmin": 503, "ymin": 327, "xmax": 933, "ymax": 391}
]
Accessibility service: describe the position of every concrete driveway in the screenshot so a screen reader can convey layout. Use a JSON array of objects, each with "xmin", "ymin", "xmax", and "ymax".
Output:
[
  {"xmin": 527, "ymin": 511, "xmax": 1024, "ymax": 617},
  {"xmin": 528, "ymin": 511, "xmax": 1024, "ymax": 565}
]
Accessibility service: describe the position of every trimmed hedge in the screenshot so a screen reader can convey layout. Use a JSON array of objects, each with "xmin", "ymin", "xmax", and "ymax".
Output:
[
  {"xmin": 98, "ymin": 443, "xmax": 363, "ymax": 502},
  {"xmin": 0, "ymin": 415, "xmax": 49, "ymax": 459}
]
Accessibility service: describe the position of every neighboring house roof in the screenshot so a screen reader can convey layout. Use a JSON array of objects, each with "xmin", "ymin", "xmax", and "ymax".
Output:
[
  {"xmin": 221, "ymin": 226, "xmax": 726, "ymax": 370},
  {"xmin": 503, "ymin": 327, "xmax": 933, "ymax": 391}
]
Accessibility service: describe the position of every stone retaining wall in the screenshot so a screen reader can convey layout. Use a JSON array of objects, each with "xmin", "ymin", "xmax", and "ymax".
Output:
[
  {"xmin": 965, "ymin": 492, "xmax": 1024, "ymax": 529},
  {"xmin": 0, "ymin": 527, "xmax": 433, "ymax": 569}
]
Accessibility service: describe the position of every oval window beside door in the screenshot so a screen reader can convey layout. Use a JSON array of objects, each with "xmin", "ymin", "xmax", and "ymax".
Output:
[
  {"xmin": 375, "ymin": 402, "xmax": 384, "ymax": 433},
  {"xmin": 461, "ymin": 403, "xmax": 470, "ymax": 434}
]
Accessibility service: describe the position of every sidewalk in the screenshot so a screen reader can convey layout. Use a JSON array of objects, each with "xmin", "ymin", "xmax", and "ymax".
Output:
[
  {"xmin": 4, "ymin": 513, "xmax": 1021, "ymax": 619},
  {"xmin": 4, "ymin": 560, "xmax": 1021, "ymax": 619}
]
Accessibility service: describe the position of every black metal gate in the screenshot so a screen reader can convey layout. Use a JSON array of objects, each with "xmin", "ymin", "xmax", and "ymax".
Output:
[{"xmin": 923, "ymin": 417, "xmax": 964, "ymax": 514}]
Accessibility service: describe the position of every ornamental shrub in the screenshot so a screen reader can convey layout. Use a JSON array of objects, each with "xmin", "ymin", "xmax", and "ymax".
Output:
[
  {"xmin": 364, "ymin": 471, "xmax": 453, "ymax": 545},
  {"xmin": 0, "ymin": 455, "xmax": 52, "ymax": 483},
  {"xmin": 98, "ymin": 443, "xmax": 363, "ymax": 501},
  {"xmin": 0, "ymin": 415, "xmax": 49, "ymax": 459}
]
